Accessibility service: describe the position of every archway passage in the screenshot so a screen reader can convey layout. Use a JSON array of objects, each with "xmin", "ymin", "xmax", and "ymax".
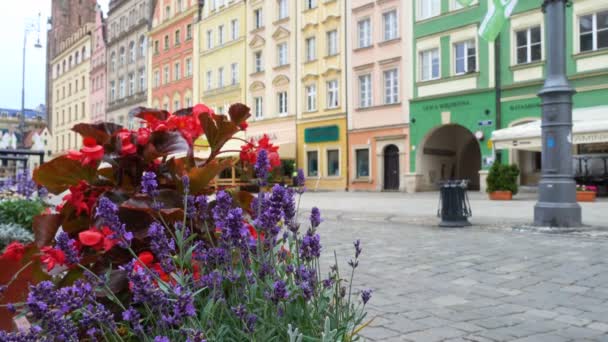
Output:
[
  {"xmin": 418, "ymin": 124, "xmax": 481, "ymax": 191},
  {"xmin": 384, "ymin": 144, "xmax": 400, "ymax": 191}
]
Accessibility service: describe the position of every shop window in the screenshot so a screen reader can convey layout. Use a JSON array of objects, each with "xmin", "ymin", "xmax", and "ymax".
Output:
[
  {"xmin": 307, "ymin": 151, "xmax": 318, "ymax": 177},
  {"xmin": 356, "ymin": 148, "xmax": 370, "ymax": 178},
  {"xmin": 327, "ymin": 149, "xmax": 339, "ymax": 176}
]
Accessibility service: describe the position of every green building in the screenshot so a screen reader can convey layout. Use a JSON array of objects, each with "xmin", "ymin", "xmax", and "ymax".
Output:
[{"xmin": 406, "ymin": 0, "xmax": 608, "ymax": 193}]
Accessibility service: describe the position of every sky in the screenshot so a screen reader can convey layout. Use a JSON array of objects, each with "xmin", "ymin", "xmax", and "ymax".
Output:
[{"xmin": 0, "ymin": 0, "xmax": 109, "ymax": 111}]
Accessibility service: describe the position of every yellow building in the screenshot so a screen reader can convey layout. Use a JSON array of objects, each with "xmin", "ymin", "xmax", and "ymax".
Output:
[
  {"xmin": 195, "ymin": 0, "xmax": 246, "ymax": 113},
  {"xmin": 51, "ymin": 23, "xmax": 94, "ymax": 156},
  {"xmin": 297, "ymin": 0, "xmax": 347, "ymax": 191}
]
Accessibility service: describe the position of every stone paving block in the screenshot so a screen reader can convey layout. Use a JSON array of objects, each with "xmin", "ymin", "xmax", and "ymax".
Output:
[
  {"xmin": 560, "ymin": 285, "xmax": 591, "ymax": 294},
  {"xmin": 526, "ymin": 309, "xmax": 560, "ymax": 319},
  {"xmin": 587, "ymin": 322, "xmax": 608, "ymax": 333},
  {"xmin": 510, "ymin": 333, "xmax": 573, "ymax": 342},
  {"xmin": 431, "ymin": 295, "xmax": 469, "ymax": 307},
  {"xmin": 359, "ymin": 326, "xmax": 402, "ymax": 341},
  {"xmin": 415, "ymin": 316, "xmax": 453, "ymax": 328},
  {"xmin": 401, "ymin": 327, "xmax": 465, "ymax": 342},
  {"xmin": 555, "ymin": 326, "xmax": 605, "ymax": 340},
  {"xmin": 555, "ymin": 314, "xmax": 592, "ymax": 327},
  {"xmin": 449, "ymin": 321, "xmax": 483, "ymax": 333}
]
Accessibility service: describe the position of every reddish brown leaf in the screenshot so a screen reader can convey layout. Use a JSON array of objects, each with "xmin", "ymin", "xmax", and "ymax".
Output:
[
  {"xmin": 72, "ymin": 122, "xmax": 123, "ymax": 145},
  {"xmin": 150, "ymin": 131, "xmax": 191, "ymax": 156},
  {"xmin": 200, "ymin": 114, "xmax": 239, "ymax": 153},
  {"xmin": 32, "ymin": 214, "xmax": 63, "ymax": 248},
  {"xmin": 228, "ymin": 103, "xmax": 251, "ymax": 125},
  {"xmin": 33, "ymin": 156, "xmax": 97, "ymax": 194},
  {"xmin": 233, "ymin": 191, "xmax": 255, "ymax": 215},
  {"xmin": 189, "ymin": 158, "xmax": 236, "ymax": 195},
  {"xmin": 160, "ymin": 208, "xmax": 185, "ymax": 223},
  {"xmin": 130, "ymin": 107, "xmax": 170, "ymax": 122}
]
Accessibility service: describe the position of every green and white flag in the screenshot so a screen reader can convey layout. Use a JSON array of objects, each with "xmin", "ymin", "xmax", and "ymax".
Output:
[
  {"xmin": 457, "ymin": 0, "xmax": 475, "ymax": 6},
  {"xmin": 479, "ymin": 0, "xmax": 519, "ymax": 42}
]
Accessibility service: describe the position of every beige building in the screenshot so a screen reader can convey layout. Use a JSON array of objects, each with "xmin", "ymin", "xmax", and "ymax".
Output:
[
  {"xmin": 50, "ymin": 23, "xmax": 94, "ymax": 156},
  {"xmin": 106, "ymin": 0, "xmax": 151, "ymax": 128},
  {"xmin": 245, "ymin": 0, "xmax": 297, "ymax": 161}
]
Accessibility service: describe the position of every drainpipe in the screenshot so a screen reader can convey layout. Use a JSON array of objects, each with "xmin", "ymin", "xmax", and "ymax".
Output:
[
  {"xmin": 294, "ymin": 0, "xmax": 299, "ymax": 177},
  {"xmin": 494, "ymin": 37, "xmax": 502, "ymax": 164},
  {"xmin": 343, "ymin": 0, "xmax": 349, "ymax": 191}
]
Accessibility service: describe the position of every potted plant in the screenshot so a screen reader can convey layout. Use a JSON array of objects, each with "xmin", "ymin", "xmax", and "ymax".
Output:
[
  {"xmin": 486, "ymin": 162, "xmax": 520, "ymax": 200},
  {"xmin": 576, "ymin": 184, "xmax": 597, "ymax": 202}
]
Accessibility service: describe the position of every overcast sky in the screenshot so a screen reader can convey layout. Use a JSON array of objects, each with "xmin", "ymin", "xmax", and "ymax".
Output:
[{"xmin": 0, "ymin": 0, "xmax": 109, "ymax": 111}]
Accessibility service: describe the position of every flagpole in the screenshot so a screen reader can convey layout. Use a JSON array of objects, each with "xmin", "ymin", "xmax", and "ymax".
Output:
[{"xmin": 534, "ymin": 0, "xmax": 581, "ymax": 227}]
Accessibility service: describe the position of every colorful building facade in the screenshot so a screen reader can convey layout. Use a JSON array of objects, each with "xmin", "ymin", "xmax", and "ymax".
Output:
[
  {"xmin": 90, "ymin": 5, "xmax": 107, "ymax": 123},
  {"xmin": 50, "ymin": 23, "xmax": 93, "ymax": 156},
  {"xmin": 245, "ymin": 0, "xmax": 297, "ymax": 162},
  {"xmin": 346, "ymin": 0, "xmax": 412, "ymax": 192},
  {"xmin": 106, "ymin": 0, "xmax": 151, "ymax": 128},
  {"xmin": 196, "ymin": 0, "xmax": 246, "ymax": 113},
  {"xmin": 296, "ymin": 0, "xmax": 348, "ymax": 191},
  {"xmin": 148, "ymin": 0, "xmax": 197, "ymax": 111}
]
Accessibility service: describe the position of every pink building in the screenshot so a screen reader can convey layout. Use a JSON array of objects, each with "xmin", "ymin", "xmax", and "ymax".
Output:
[
  {"xmin": 90, "ymin": 5, "xmax": 107, "ymax": 123},
  {"xmin": 346, "ymin": 0, "xmax": 411, "ymax": 192}
]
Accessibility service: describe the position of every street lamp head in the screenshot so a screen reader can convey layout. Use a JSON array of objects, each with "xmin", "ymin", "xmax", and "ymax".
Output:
[{"xmin": 34, "ymin": 40, "xmax": 42, "ymax": 49}]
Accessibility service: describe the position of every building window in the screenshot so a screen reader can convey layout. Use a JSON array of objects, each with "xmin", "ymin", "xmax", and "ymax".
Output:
[
  {"xmin": 277, "ymin": 43, "xmax": 288, "ymax": 66},
  {"xmin": 305, "ymin": 0, "xmax": 316, "ymax": 10},
  {"xmin": 418, "ymin": 0, "xmax": 440, "ymax": 20},
  {"xmin": 139, "ymin": 36, "xmax": 146, "ymax": 57},
  {"xmin": 384, "ymin": 68, "xmax": 399, "ymax": 104},
  {"xmin": 307, "ymin": 151, "xmax": 318, "ymax": 177},
  {"xmin": 110, "ymin": 81, "xmax": 115, "ymax": 100},
  {"xmin": 186, "ymin": 97, "xmax": 192, "ymax": 107},
  {"xmin": 359, "ymin": 74, "xmax": 372, "ymax": 108},
  {"xmin": 327, "ymin": 80, "xmax": 339, "ymax": 109},
  {"xmin": 306, "ymin": 37, "xmax": 316, "ymax": 61},
  {"xmin": 580, "ymin": 10, "xmax": 608, "ymax": 52},
  {"xmin": 254, "ymin": 97, "xmax": 263, "ymax": 119},
  {"xmin": 129, "ymin": 41, "xmax": 135, "ymax": 62},
  {"xmin": 164, "ymin": 35, "xmax": 169, "ymax": 50},
  {"xmin": 154, "ymin": 41, "xmax": 159, "ymax": 54},
  {"xmin": 75, "ymin": 51, "xmax": 80, "ymax": 64},
  {"xmin": 186, "ymin": 24, "xmax": 192, "ymax": 40},
  {"xmin": 218, "ymin": 25, "xmax": 224, "ymax": 45},
  {"xmin": 164, "ymin": 66, "xmax": 169, "ymax": 84},
  {"xmin": 165, "ymin": 5, "xmax": 171, "ymax": 19},
  {"xmin": 278, "ymin": 0, "xmax": 288, "ymax": 20},
  {"xmin": 119, "ymin": 47, "xmax": 125, "ymax": 65},
  {"xmin": 174, "ymin": 100, "xmax": 180, "ymax": 111},
  {"xmin": 306, "ymin": 84, "xmax": 317, "ymax": 112},
  {"xmin": 231, "ymin": 19, "xmax": 239, "ymax": 40},
  {"xmin": 139, "ymin": 68, "xmax": 145, "ymax": 91},
  {"xmin": 206, "ymin": 30, "xmax": 213, "ymax": 49},
  {"xmin": 383, "ymin": 10, "xmax": 398, "ymax": 41},
  {"xmin": 75, "ymin": 80, "xmax": 78, "ymax": 93},
  {"xmin": 128, "ymin": 73, "xmax": 134, "ymax": 96},
  {"xmin": 255, "ymin": 51, "xmax": 263, "ymax": 72},
  {"xmin": 327, "ymin": 149, "xmax": 339, "ymax": 177},
  {"xmin": 516, "ymin": 26, "xmax": 542, "ymax": 64},
  {"xmin": 420, "ymin": 48, "xmax": 440, "ymax": 81},
  {"xmin": 119, "ymin": 78, "xmax": 125, "ymax": 98},
  {"xmin": 175, "ymin": 29, "xmax": 181, "ymax": 46},
  {"xmin": 174, "ymin": 62, "xmax": 181, "ymax": 81},
  {"xmin": 358, "ymin": 18, "xmax": 371, "ymax": 48},
  {"xmin": 277, "ymin": 91, "xmax": 288, "ymax": 115},
  {"xmin": 186, "ymin": 58, "xmax": 192, "ymax": 77},
  {"xmin": 206, "ymin": 70, "xmax": 212, "ymax": 90},
  {"xmin": 231, "ymin": 63, "xmax": 238, "ymax": 85},
  {"xmin": 356, "ymin": 148, "xmax": 370, "ymax": 178},
  {"xmin": 154, "ymin": 70, "xmax": 160, "ymax": 88},
  {"xmin": 327, "ymin": 30, "xmax": 338, "ymax": 56},
  {"xmin": 218, "ymin": 67, "xmax": 224, "ymax": 88},
  {"xmin": 454, "ymin": 39, "xmax": 476, "ymax": 74},
  {"xmin": 254, "ymin": 8, "xmax": 263, "ymax": 29}
]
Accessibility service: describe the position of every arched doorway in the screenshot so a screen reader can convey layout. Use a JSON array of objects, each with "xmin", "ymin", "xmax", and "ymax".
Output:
[
  {"xmin": 384, "ymin": 144, "xmax": 400, "ymax": 190},
  {"xmin": 417, "ymin": 124, "xmax": 481, "ymax": 191}
]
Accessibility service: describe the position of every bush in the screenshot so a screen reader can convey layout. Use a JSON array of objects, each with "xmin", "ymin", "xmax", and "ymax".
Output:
[
  {"xmin": 0, "ymin": 199, "xmax": 45, "ymax": 231},
  {"xmin": 0, "ymin": 223, "xmax": 34, "ymax": 250},
  {"xmin": 0, "ymin": 104, "xmax": 371, "ymax": 341},
  {"xmin": 486, "ymin": 162, "xmax": 520, "ymax": 195}
]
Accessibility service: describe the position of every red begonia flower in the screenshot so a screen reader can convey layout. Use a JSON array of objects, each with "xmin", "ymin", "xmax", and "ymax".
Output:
[
  {"xmin": 1, "ymin": 242, "xmax": 25, "ymax": 262},
  {"xmin": 137, "ymin": 127, "xmax": 151, "ymax": 145},
  {"xmin": 138, "ymin": 251, "xmax": 155, "ymax": 266},
  {"xmin": 78, "ymin": 229, "xmax": 104, "ymax": 247},
  {"xmin": 40, "ymin": 247, "xmax": 66, "ymax": 272}
]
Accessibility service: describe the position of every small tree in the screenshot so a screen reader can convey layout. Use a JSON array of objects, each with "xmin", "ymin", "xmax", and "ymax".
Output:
[{"xmin": 486, "ymin": 162, "xmax": 520, "ymax": 195}]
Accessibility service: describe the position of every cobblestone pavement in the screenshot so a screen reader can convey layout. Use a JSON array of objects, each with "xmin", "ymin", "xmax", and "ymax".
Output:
[{"xmin": 314, "ymin": 209, "xmax": 608, "ymax": 342}]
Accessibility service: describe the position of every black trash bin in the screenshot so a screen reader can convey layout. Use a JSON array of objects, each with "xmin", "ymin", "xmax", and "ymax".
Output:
[{"xmin": 437, "ymin": 180, "xmax": 472, "ymax": 227}]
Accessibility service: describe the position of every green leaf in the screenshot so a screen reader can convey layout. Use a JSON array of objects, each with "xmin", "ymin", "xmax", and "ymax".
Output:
[{"xmin": 33, "ymin": 156, "xmax": 96, "ymax": 194}]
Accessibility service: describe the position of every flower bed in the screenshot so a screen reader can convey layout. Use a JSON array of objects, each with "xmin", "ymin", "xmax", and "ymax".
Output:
[{"xmin": 0, "ymin": 104, "xmax": 371, "ymax": 341}]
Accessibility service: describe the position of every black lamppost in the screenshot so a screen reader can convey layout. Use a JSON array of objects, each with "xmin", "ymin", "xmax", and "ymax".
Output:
[
  {"xmin": 18, "ymin": 13, "xmax": 43, "ymax": 146},
  {"xmin": 534, "ymin": 0, "xmax": 581, "ymax": 227}
]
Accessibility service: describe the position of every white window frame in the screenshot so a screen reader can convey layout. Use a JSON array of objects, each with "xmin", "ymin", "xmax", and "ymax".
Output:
[
  {"xmin": 327, "ymin": 80, "xmax": 339, "ymax": 109},
  {"xmin": 254, "ymin": 8, "xmax": 263, "ymax": 29},
  {"xmin": 515, "ymin": 26, "xmax": 542, "ymax": 65},
  {"xmin": 207, "ymin": 30, "xmax": 213, "ymax": 49},
  {"xmin": 419, "ymin": 48, "xmax": 440, "ymax": 81},
  {"xmin": 139, "ymin": 68, "xmax": 145, "ymax": 91},
  {"xmin": 355, "ymin": 147, "xmax": 371, "ymax": 179},
  {"xmin": 277, "ymin": 91, "xmax": 288, "ymax": 116},
  {"xmin": 278, "ymin": 0, "xmax": 288, "ymax": 20},
  {"xmin": 231, "ymin": 63, "xmax": 238, "ymax": 85},
  {"xmin": 579, "ymin": 11, "xmax": 608, "ymax": 53},
  {"xmin": 358, "ymin": 74, "xmax": 372, "ymax": 108},
  {"xmin": 383, "ymin": 68, "xmax": 399, "ymax": 104},
  {"xmin": 417, "ymin": 0, "xmax": 441, "ymax": 20},
  {"xmin": 255, "ymin": 51, "xmax": 263, "ymax": 72},
  {"xmin": 454, "ymin": 39, "xmax": 476, "ymax": 75},
  {"xmin": 278, "ymin": 43, "xmax": 288, "ymax": 66},
  {"xmin": 306, "ymin": 149, "xmax": 319, "ymax": 178},
  {"xmin": 306, "ymin": 37, "xmax": 316, "ymax": 61},
  {"xmin": 383, "ymin": 10, "xmax": 398, "ymax": 41},
  {"xmin": 206, "ymin": 70, "xmax": 212, "ymax": 90},
  {"xmin": 358, "ymin": 18, "xmax": 372, "ymax": 48},
  {"xmin": 128, "ymin": 73, "xmax": 134, "ymax": 96},
  {"xmin": 254, "ymin": 96, "xmax": 263, "ymax": 119},
  {"xmin": 174, "ymin": 62, "xmax": 181, "ymax": 81},
  {"xmin": 119, "ymin": 78, "xmax": 125, "ymax": 98},
  {"xmin": 110, "ymin": 81, "xmax": 116, "ymax": 100},
  {"xmin": 305, "ymin": 0, "xmax": 317, "ymax": 10},
  {"xmin": 306, "ymin": 84, "xmax": 317, "ymax": 112},
  {"xmin": 218, "ymin": 67, "xmax": 224, "ymax": 88},
  {"xmin": 154, "ymin": 70, "xmax": 160, "ymax": 88},
  {"xmin": 218, "ymin": 25, "xmax": 225, "ymax": 45},
  {"xmin": 186, "ymin": 58, "xmax": 192, "ymax": 77},
  {"xmin": 231, "ymin": 19, "xmax": 239, "ymax": 40},
  {"xmin": 327, "ymin": 30, "xmax": 338, "ymax": 56},
  {"xmin": 164, "ymin": 65, "xmax": 170, "ymax": 84},
  {"xmin": 326, "ymin": 148, "xmax": 341, "ymax": 177}
]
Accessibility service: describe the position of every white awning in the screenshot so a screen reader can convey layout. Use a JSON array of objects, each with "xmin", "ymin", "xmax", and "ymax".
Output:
[{"xmin": 492, "ymin": 105, "xmax": 608, "ymax": 151}]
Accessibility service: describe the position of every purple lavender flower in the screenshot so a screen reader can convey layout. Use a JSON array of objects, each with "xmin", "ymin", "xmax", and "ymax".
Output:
[
  {"xmin": 213, "ymin": 190, "xmax": 233, "ymax": 229},
  {"xmin": 122, "ymin": 307, "xmax": 143, "ymax": 333},
  {"xmin": 361, "ymin": 289, "xmax": 372, "ymax": 305},
  {"xmin": 38, "ymin": 186, "xmax": 48, "ymax": 198},
  {"xmin": 194, "ymin": 195, "xmax": 209, "ymax": 221},
  {"xmin": 14, "ymin": 169, "xmax": 36, "ymax": 198},
  {"xmin": 295, "ymin": 266, "xmax": 318, "ymax": 301},
  {"xmin": 95, "ymin": 197, "xmax": 133, "ymax": 247},
  {"xmin": 221, "ymin": 207, "xmax": 248, "ymax": 250},
  {"xmin": 299, "ymin": 230, "xmax": 321, "ymax": 261},
  {"xmin": 182, "ymin": 175, "xmax": 190, "ymax": 193},
  {"xmin": 154, "ymin": 336, "xmax": 170, "ymax": 342},
  {"xmin": 55, "ymin": 231, "xmax": 80, "ymax": 265},
  {"xmin": 282, "ymin": 187, "xmax": 296, "ymax": 222},
  {"xmin": 148, "ymin": 222, "xmax": 176, "ymax": 273},
  {"xmin": 354, "ymin": 239, "xmax": 362, "ymax": 258},
  {"xmin": 232, "ymin": 304, "xmax": 247, "ymax": 319},
  {"xmin": 322, "ymin": 278, "xmax": 334, "ymax": 289},
  {"xmin": 141, "ymin": 171, "xmax": 159, "ymax": 196},
  {"xmin": 244, "ymin": 313, "xmax": 257, "ymax": 333},
  {"xmin": 161, "ymin": 285, "xmax": 196, "ymax": 326},
  {"xmin": 254, "ymin": 149, "xmax": 270, "ymax": 185},
  {"xmin": 6, "ymin": 303, "xmax": 16, "ymax": 314},
  {"xmin": 271, "ymin": 280, "xmax": 289, "ymax": 303},
  {"xmin": 294, "ymin": 168, "xmax": 306, "ymax": 188},
  {"xmin": 258, "ymin": 262, "xmax": 275, "ymax": 279},
  {"xmin": 310, "ymin": 207, "xmax": 322, "ymax": 229}
]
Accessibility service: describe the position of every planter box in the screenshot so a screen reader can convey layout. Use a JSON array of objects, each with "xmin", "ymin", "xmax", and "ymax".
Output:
[
  {"xmin": 576, "ymin": 191, "xmax": 596, "ymax": 202},
  {"xmin": 489, "ymin": 191, "xmax": 513, "ymax": 201}
]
